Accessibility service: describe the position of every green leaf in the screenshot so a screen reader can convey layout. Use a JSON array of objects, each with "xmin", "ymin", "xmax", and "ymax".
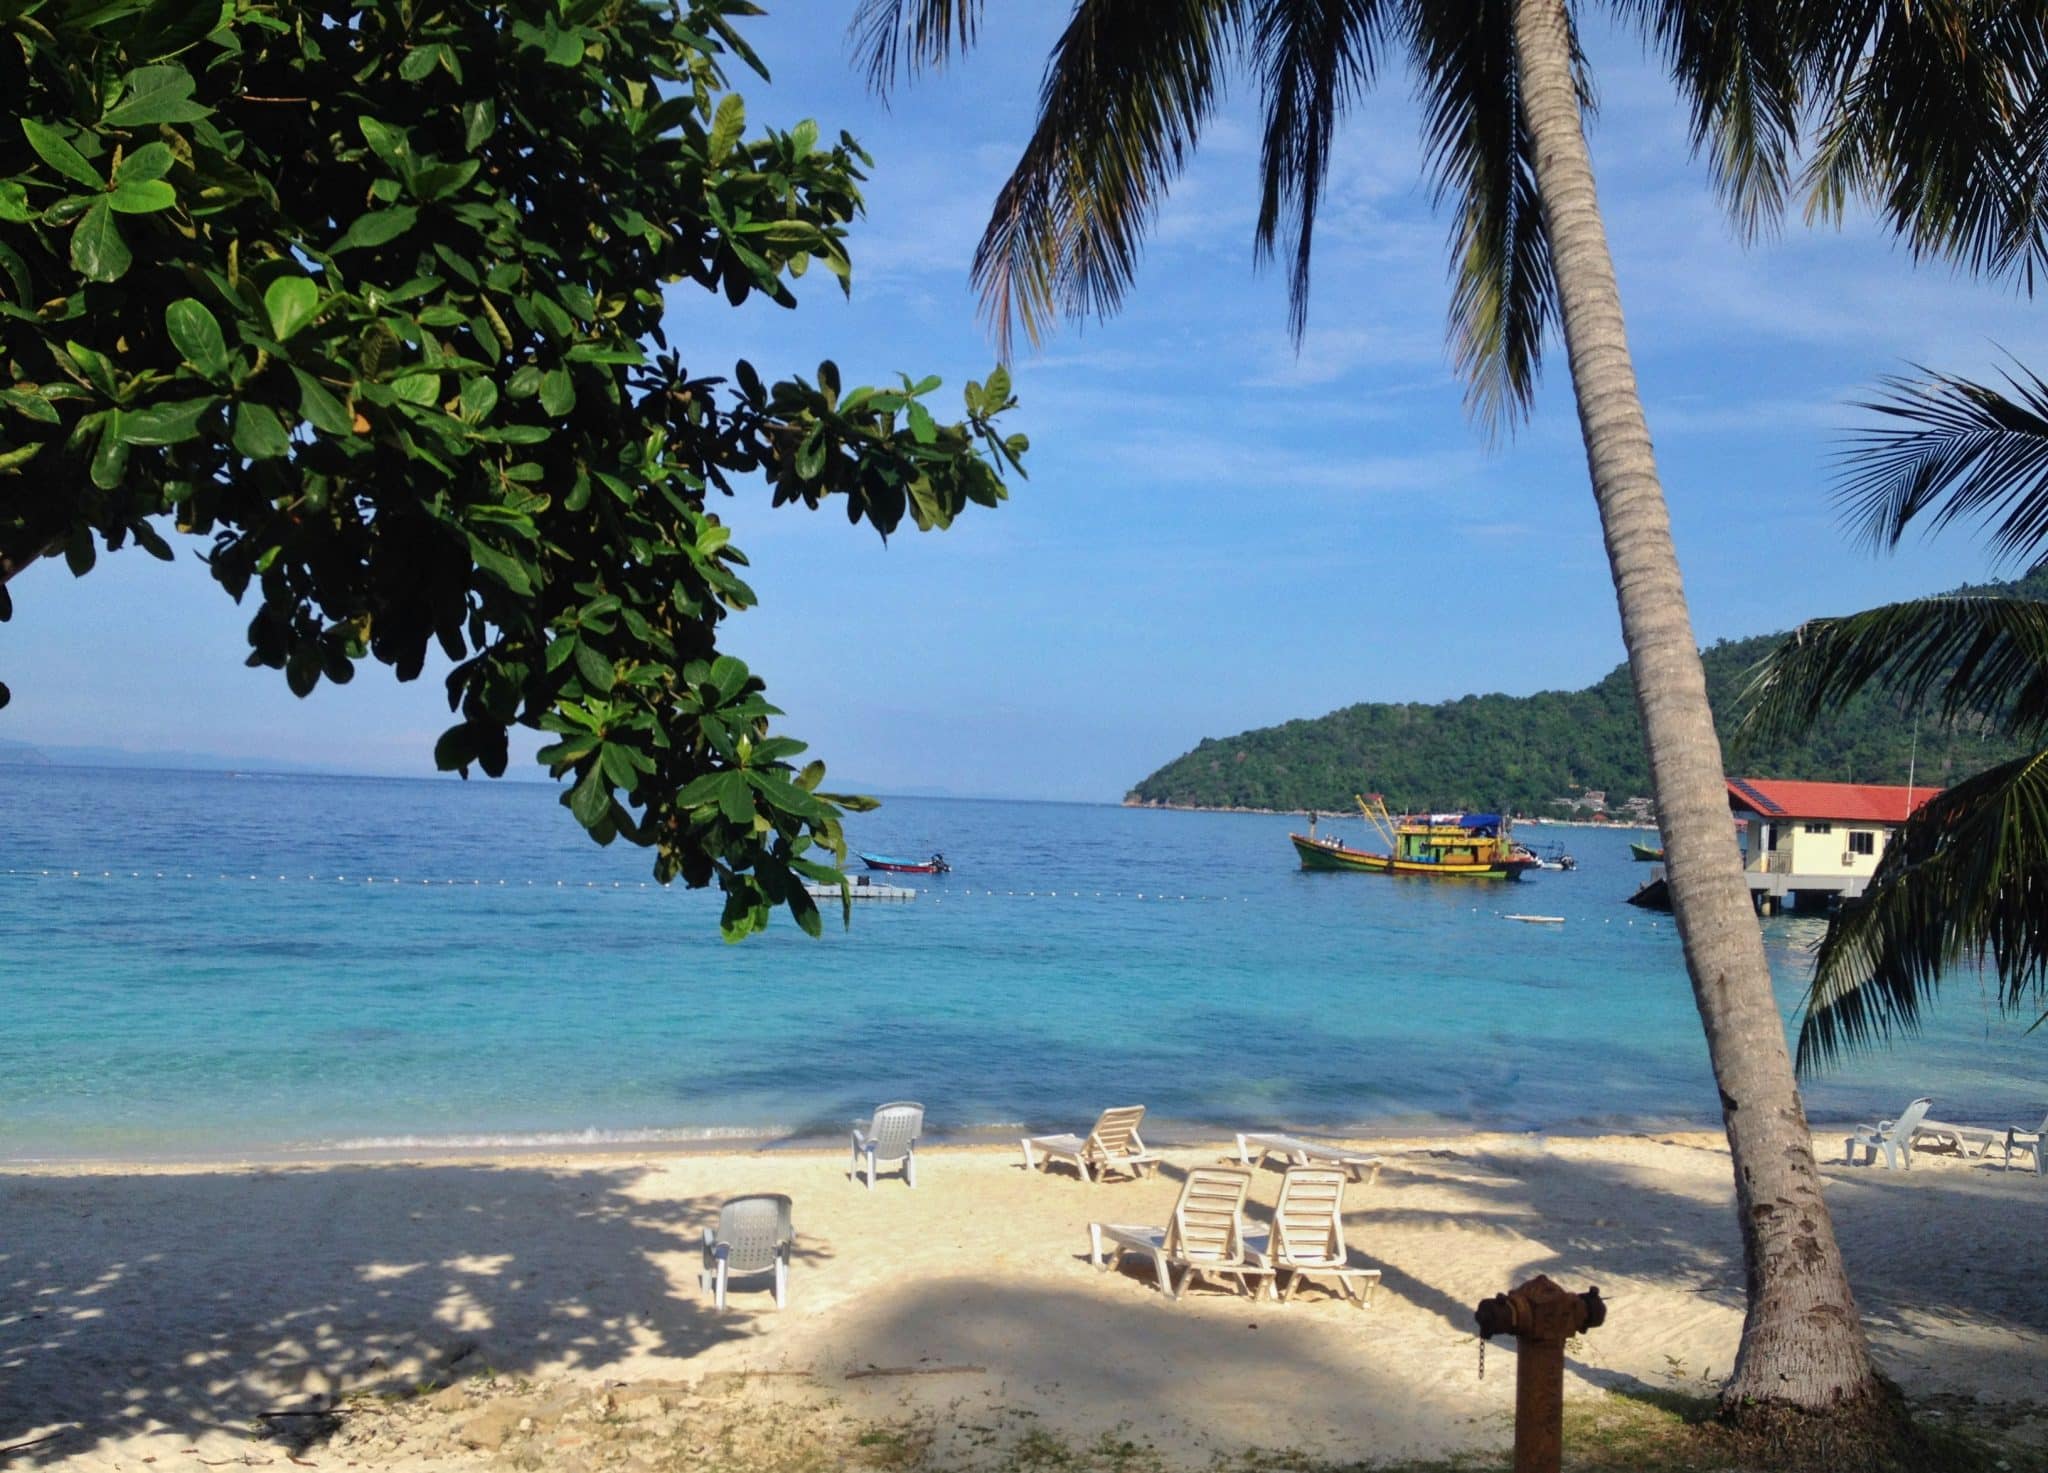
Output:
[
  {"xmin": 358, "ymin": 117, "xmax": 413, "ymax": 176},
  {"xmin": 90, "ymin": 418, "xmax": 129, "ymax": 490},
  {"xmin": 0, "ymin": 387, "xmax": 61, "ymax": 424},
  {"xmin": 292, "ymin": 368, "xmax": 354, "ymax": 435},
  {"xmin": 264, "ymin": 276, "xmax": 319, "ymax": 340},
  {"xmin": 568, "ymin": 763, "xmax": 611, "ymax": 828},
  {"xmin": 166, "ymin": 298, "xmax": 231, "ymax": 377},
  {"xmin": 108, "ymin": 177, "xmax": 176, "ymax": 213},
  {"xmin": 114, "ymin": 142, "xmax": 175, "ymax": 183},
  {"xmin": 906, "ymin": 400, "xmax": 937, "ymax": 445},
  {"xmin": 391, "ymin": 372, "xmax": 440, "ymax": 407},
  {"xmin": 539, "ymin": 368, "xmax": 575, "ymax": 416},
  {"xmin": 794, "ymin": 426, "xmax": 824, "ymax": 479},
  {"xmin": 716, "ymin": 771, "xmax": 756, "ymax": 823},
  {"xmin": 465, "ymin": 533, "xmax": 533, "ymax": 593},
  {"xmin": 333, "ymin": 205, "xmax": 416, "ymax": 252},
  {"xmin": 458, "ymin": 376, "xmax": 497, "ymax": 424},
  {"xmin": 69, "ymin": 200, "xmax": 130, "ymax": 282},
  {"xmin": 573, "ymin": 638, "xmax": 614, "ymax": 691},
  {"xmin": 119, "ymin": 397, "xmax": 215, "ymax": 445},
  {"xmin": 103, "ymin": 65, "xmax": 210, "ymax": 127},
  {"xmin": 546, "ymin": 26, "xmax": 585, "ymax": 66},
  {"xmin": 0, "ymin": 181, "xmax": 33, "ymax": 223},
  {"xmin": 399, "ymin": 46, "xmax": 441, "ymax": 82},
  {"xmin": 22, "ymin": 119, "xmax": 105, "ymax": 189},
  {"xmin": 708, "ymin": 93, "xmax": 744, "ymax": 165},
  {"xmin": 231, "ymin": 401, "xmax": 289, "ymax": 460}
]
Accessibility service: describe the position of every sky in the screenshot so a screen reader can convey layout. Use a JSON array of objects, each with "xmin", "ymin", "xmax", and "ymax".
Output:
[{"xmin": 5, "ymin": 4, "xmax": 2045, "ymax": 800}]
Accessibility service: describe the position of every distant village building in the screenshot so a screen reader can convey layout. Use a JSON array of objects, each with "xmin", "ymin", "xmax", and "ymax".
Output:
[{"xmin": 1725, "ymin": 777, "xmax": 1941, "ymax": 914}]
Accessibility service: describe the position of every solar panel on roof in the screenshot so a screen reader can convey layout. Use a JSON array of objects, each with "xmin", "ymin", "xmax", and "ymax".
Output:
[{"xmin": 1730, "ymin": 779, "xmax": 1784, "ymax": 814}]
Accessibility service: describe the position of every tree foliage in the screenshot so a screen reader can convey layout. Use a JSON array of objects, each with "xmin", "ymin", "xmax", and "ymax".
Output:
[
  {"xmin": 1125, "ymin": 570, "xmax": 2047, "ymax": 816},
  {"xmin": 1744, "ymin": 367, "xmax": 2048, "ymax": 1067},
  {"xmin": 0, "ymin": 0, "xmax": 1027, "ymax": 938}
]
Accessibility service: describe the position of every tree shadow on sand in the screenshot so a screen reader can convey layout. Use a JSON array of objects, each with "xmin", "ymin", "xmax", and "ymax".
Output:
[{"xmin": 0, "ymin": 1162, "xmax": 830, "ymax": 1464}]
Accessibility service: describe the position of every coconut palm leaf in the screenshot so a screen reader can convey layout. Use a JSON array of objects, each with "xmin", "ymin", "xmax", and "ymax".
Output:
[
  {"xmin": 1834, "ymin": 365, "xmax": 2048, "ymax": 567},
  {"xmin": 1742, "ymin": 595, "xmax": 2048, "ymax": 746},
  {"xmin": 1250, "ymin": 0, "xmax": 1397, "ymax": 340},
  {"xmin": 1801, "ymin": 3, "xmax": 2048, "ymax": 289},
  {"xmin": 1797, "ymin": 748, "xmax": 2048, "ymax": 1070},
  {"xmin": 1410, "ymin": 0, "xmax": 1579, "ymax": 436},
  {"xmin": 1616, "ymin": 0, "xmax": 1807, "ymax": 238},
  {"xmin": 850, "ymin": 0, "xmax": 985, "ymax": 93},
  {"xmin": 962, "ymin": 1, "xmax": 1246, "ymax": 354}
]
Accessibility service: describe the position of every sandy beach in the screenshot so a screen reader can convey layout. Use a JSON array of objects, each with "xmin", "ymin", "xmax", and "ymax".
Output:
[{"xmin": 4, "ymin": 1129, "xmax": 2044, "ymax": 1470}]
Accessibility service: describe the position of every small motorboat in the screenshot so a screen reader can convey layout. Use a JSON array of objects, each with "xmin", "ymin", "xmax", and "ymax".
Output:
[
  {"xmin": 1629, "ymin": 841, "xmax": 1665, "ymax": 863},
  {"xmin": 859, "ymin": 851, "xmax": 950, "ymax": 875}
]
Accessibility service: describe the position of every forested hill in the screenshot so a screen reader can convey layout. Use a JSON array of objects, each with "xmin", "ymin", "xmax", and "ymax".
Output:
[{"xmin": 1125, "ymin": 572, "xmax": 2048, "ymax": 815}]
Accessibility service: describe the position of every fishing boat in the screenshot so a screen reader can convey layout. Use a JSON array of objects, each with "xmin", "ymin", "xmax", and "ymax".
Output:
[
  {"xmin": 1289, "ymin": 796, "xmax": 1539, "ymax": 880},
  {"xmin": 859, "ymin": 851, "xmax": 950, "ymax": 874},
  {"xmin": 1629, "ymin": 841, "xmax": 1665, "ymax": 862}
]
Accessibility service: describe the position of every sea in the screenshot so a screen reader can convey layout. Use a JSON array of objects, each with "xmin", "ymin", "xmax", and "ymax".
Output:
[{"xmin": 1, "ymin": 766, "xmax": 2039, "ymax": 1161}]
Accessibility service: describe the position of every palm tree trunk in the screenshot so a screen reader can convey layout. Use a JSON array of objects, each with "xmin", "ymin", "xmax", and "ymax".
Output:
[{"xmin": 1510, "ymin": 0, "xmax": 1881, "ymax": 1417}]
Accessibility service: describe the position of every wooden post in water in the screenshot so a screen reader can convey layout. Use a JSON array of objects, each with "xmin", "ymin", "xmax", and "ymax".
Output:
[{"xmin": 1475, "ymin": 1275, "xmax": 1606, "ymax": 1473}]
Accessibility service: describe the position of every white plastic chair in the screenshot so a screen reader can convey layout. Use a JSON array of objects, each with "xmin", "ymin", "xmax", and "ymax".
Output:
[
  {"xmin": 852, "ymin": 1101, "xmax": 924, "ymax": 1188},
  {"xmin": 1844, "ymin": 1097, "xmax": 1933, "ymax": 1170},
  {"xmin": 701, "ymin": 1194, "xmax": 793, "ymax": 1311},
  {"xmin": 2006, "ymin": 1112, "xmax": 2047, "ymax": 1176}
]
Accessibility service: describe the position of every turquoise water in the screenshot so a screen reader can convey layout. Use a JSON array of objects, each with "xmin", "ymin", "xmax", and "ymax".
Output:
[{"xmin": 1, "ymin": 767, "xmax": 2038, "ymax": 1159}]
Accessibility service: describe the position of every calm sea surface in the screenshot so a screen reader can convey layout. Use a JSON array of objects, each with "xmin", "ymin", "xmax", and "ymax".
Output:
[{"xmin": 1, "ymin": 766, "xmax": 2039, "ymax": 1160}]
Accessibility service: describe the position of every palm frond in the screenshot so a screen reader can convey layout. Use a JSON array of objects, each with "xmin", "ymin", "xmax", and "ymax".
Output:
[
  {"xmin": 1249, "ymin": 0, "xmax": 1396, "ymax": 340},
  {"xmin": 1836, "ymin": 364, "xmax": 2048, "ymax": 566},
  {"xmin": 848, "ymin": 0, "xmax": 986, "ymax": 95},
  {"xmin": 1801, "ymin": 3, "xmax": 2048, "ymax": 290},
  {"xmin": 1615, "ymin": 0, "xmax": 1805, "ymax": 238},
  {"xmin": 1742, "ymin": 595, "xmax": 2048, "ymax": 746},
  {"xmin": 969, "ymin": 0, "xmax": 1244, "ymax": 357},
  {"xmin": 1797, "ymin": 748, "xmax": 2048, "ymax": 1070},
  {"xmin": 1410, "ymin": 0, "xmax": 1583, "ymax": 437}
]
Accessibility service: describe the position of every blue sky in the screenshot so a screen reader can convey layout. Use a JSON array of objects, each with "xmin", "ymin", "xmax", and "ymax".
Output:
[{"xmin": 5, "ymin": 5, "xmax": 2043, "ymax": 800}]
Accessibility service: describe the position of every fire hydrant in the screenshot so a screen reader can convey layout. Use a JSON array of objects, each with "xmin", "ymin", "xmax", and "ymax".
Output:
[{"xmin": 1474, "ymin": 1275, "xmax": 1606, "ymax": 1473}]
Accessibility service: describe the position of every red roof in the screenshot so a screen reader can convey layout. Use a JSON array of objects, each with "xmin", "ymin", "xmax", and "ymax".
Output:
[{"xmin": 1725, "ymin": 777, "xmax": 1941, "ymax": 825}]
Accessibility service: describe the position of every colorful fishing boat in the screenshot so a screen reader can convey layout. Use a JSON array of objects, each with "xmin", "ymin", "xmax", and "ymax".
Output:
[
  {"xmin": 1629, "ymin": 841, "xmax": 1665, "ymax": 862},
  {"xmin": 1289, "ymin": 796, "xmax": 1538, "ymax": 880},
  {"xmin": 858, "ymin": 851, "xmax": 950, "ymax": 874}
]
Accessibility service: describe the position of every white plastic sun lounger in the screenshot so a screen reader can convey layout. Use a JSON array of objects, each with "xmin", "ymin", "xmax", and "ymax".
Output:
[
  {"xmin": 1234, "ymin": 1131, "xmax": 1383, "ymax": 1185},
  {"xmin": 1243, "ymin": 1165, "xmax": 1380, "ymax": 1307},
  {"xmin": 1844, "ymin": 1097, "xmax": 1933, "ymax": 1170},
  {"xmin": 1088, "ymin": 1164, "xmax": 1272, "ymax": 1300},
  {"xmin": 1912, "ymin": 1116, "xmax": 2009, "ymax": 1160},
  {"xmin": 1022, "ymin": 1105, "xmax": 1159, "ymax": 1182}
]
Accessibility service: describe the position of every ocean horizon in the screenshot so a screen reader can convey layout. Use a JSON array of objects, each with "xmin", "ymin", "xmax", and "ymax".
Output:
[{"xmin": 3, "ymin": 765, "xmax": 2038, "ymax": 1162}]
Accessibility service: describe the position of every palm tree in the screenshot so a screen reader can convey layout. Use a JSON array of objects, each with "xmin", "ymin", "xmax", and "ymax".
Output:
[
  {"xmin": 852, "ymin": 0, "xmax": 2048, "ymax": 1424},
  {"xmin": 1745, "ymin": 365, "xmax": 2048, "ymax": 1069}
]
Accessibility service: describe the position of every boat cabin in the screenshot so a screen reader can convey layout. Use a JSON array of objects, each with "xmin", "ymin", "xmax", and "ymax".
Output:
[{"xmin": 1397, "ymin": 813, "xmax": 1509, "ymax": 867}]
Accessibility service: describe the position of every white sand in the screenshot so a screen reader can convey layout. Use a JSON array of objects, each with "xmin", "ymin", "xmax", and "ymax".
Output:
[{"xmin": 3, "ymin": 1130, "xmax": 2043, "ymax": 1469}]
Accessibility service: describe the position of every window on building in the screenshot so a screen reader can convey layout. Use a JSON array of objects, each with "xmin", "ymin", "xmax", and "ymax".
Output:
[
  {"xmin": 1804, "ymin": 822, "xmax": 1831, "ymax": 835},
  {"xmin": 1848, "ymin": 830, "xmax": 1876, "ymax": 856}
]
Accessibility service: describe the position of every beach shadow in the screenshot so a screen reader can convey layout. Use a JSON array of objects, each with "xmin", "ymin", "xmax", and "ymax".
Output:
[
  {"xmin": 0, "ymin": 1162, "xmax": 828, "ymax": 1463},
  {"xmin": 1335, "ymin": 1141, "xmax": 2048, "ymax": 1398}
]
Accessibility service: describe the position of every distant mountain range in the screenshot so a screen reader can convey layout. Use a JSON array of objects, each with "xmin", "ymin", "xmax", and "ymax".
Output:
[
  {"xmin": 0, "ymin": 738, "xmax": 335, "ymax": 774},
  {"xmin": 1125, "ymin": 571, "xmax": 2048, "ymax": 816}
]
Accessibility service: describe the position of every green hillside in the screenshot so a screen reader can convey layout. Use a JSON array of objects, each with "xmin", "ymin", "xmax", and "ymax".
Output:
[{"xmin": 1125, "ymin": 572, "xmax": 2048, "ymax": 816}]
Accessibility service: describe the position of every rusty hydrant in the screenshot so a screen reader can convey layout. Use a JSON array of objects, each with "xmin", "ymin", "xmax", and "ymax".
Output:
[{"xmin": 1474, "ymin": 1275, "xmax": 1606, "ymax": 1473}]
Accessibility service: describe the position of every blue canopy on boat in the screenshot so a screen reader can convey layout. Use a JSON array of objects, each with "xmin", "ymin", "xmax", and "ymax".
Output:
[{"xmin": 1458, "ymin": 813, "xmax": 1502, "ymax": 832}]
